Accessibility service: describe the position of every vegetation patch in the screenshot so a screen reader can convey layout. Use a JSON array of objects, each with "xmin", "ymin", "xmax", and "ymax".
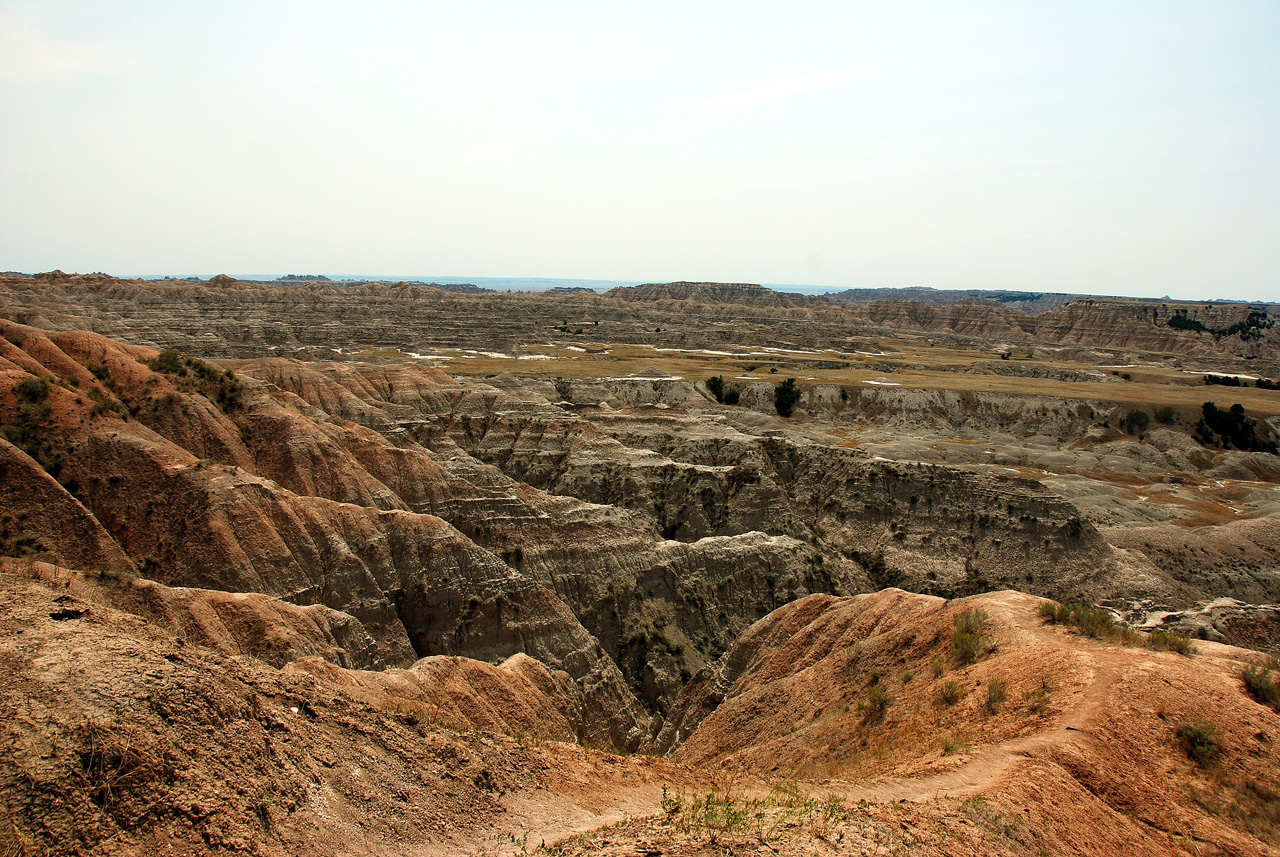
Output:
[
  {"xmin": 951, "ymin": 608, "xmax": 988, "ymax": 666},
  {"xmin": 1242, "ymin": 660, "xmax": 1280, "ymax": 712},
  {"xmin": 1176, "ymin": 718, "xmax": 1223, "ymax": 766},
  {"xmin": 660, "ymin": 781, "xmax": 845, "ymax": 841},
  {"xmin": 1195, "ymin": 402, "xmax": 1278, "ymax": 453},
  {"xmin": 705, "ymin": 374, "xmax": 740, "ymax": 405},
  {"xmin": 1168, "ymin": 308, "xmax": 1274, "ymax": 341},
  {"xmin": 982, "ymin": 677, "xmax": 1008, "ymax": 714},
  {"xmin": 1037, "ymin": 600, "xmax": 1134, "ymax": 642},
  {"xmin": 857, "ymin": 684, "xmax": 891, "ymax": 726},
  {"xmin": 936, "ymin": 680, "xmax": 965, "ymax": 707},
  {"xmin": 774, "ymin": 377, "xmax": 801, "ymax": 417},
  {"xmin": 1146, "ymin": 629, "xmax": 1197, "ymax": 657},
  {"xmin": 146, "ymin": 349, "xmax": 244, "ymax": 412}
]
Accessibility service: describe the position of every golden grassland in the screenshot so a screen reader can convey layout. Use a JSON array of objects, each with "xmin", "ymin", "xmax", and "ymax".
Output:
[{"xmin": 361, "ymin": 337, "xmax": 1280, "ymax": 416}]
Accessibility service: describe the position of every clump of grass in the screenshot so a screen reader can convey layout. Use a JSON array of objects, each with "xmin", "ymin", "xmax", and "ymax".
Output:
[
  {"xmin": 983, "ymin": 678, "xmax": 1008, "ymax": 714},
  {"xmin": 660, "ymin": 781, "xmax": 846, "ymax": 840},
  {"xmin": 1242, "ymin": 663, "xmax": 1280, "ymax": 712},
  {"xmin": 857, "ymin": 685, "xmax": 891, "ymax": 725},
  {"xmin": 901, "ymin": 669, "xmax": 914, "ymax": 685},
  {"xmin": 929, "ymin": 656, "xmax": 946, "ymax": 678},
  {"xmin": 939, "ymin": 734, "xmax": 971, "ymax": 756},
  {"xmin": 951, "ymin": 608, "xmax": 988, "ymax": 666},
  {"xmin": 1024, "ymin": 688, "xmax": 1050, "ymax": 714},
  {"xmin": 1176, "ymin": 718, "xmax": 1223, "ymax": 765},
  {"xmin": 1146, "ymin": 629, "xmax": 1197, "ymax": 657},
  {"xmin": 936, "ymin": 680, "xmax": 965, "ymax": 707}
]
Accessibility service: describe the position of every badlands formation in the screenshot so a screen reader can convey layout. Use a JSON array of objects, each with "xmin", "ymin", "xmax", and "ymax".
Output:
[{"xmin": 2, "ymin": 272, "xmax": 1279, "ymax": 856}]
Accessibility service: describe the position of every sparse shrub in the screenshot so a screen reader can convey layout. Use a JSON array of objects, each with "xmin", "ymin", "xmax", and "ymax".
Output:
[
  {"xmin": 14, "ymin": 377, "xmax": 50, "ymax": 402},
  {"xmin": 146, "ymin": 348, "xmax": 244, "ymax": 413},
  {"xmin": 1154, "ymin": 406, "xmax": 1177, "ymax": 425},
  {"xmin": 1242, "ymin": 664, "xmax": 1280, "ymax": 711},
  {"xmin": 1039, "ymin": 600, "xmax": 1124, "ymax": 639},
  {"xmin": 148, "ymin": 349, "xmax": 185, "ymax": 374},
  {"xmin": 983, "ymin": 678, "xmax": 1008, "ymax": 714},
  {"xmin": 951, "ymin": 608, "xmax": 988, "ymax": 666},
  {"xmin": 951, "ymin": 630, "xmax": 983, "ymax": 666},
  {"xmin": 936, "ymin": 681, "xmax": 965, "ymax": 707},
  {"xmin": 1147, "ymin": 629, "xmax": 1197, "ymax": 657},
  {"xmin": 1176, "ymin": 718, "xmax": 1223, "ymax": 765},
  {"xmin": 857, "ymin": 685, "xmax": 891, "ymax": 725},
  {"xmin": 929, "ymin": 655, "xmax": 946, "ymax": 678},
  {"xmin": 901, "ymin": 669, "xmax": 914, "ymax": 684},
  {"xmin": 1024, "ymin": 688, "xmax": 1050, "ymax": 714}
]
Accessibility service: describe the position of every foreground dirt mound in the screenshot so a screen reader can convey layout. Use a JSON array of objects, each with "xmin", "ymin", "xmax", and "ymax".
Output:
[
  {"xmin": 4, "ymin": 562, "xmax": 1279, "ymax": 855},
  {"xmin": 0, "ymin": 562, "xmax": 697, "ymax": 856},
  {"xmin": 658, "ymin": 589, "xmax": 1280, "ymax": 855}
]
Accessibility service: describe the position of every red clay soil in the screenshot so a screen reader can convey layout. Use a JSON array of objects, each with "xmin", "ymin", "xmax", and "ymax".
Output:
[{"xmin": 4, "ymin": 563, "xmax": 1278, "ymax": 856}]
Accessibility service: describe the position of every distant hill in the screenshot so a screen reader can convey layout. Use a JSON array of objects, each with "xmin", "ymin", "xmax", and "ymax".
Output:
[
  {"xmin": 825, "ymin": 287, "xmax": 1076, "ymax": 315},
  {"xmin": 609, "ymin": 281, "xmax": 820, "ymax": 308},
  {"xmin": 410, "ymin": 282, "xmax": 493, "ymax": 294}
]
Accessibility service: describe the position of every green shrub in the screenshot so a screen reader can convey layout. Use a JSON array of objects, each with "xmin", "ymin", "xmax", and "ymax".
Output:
[
  {"xmin": 1242, "ymin": 664, "xmax": 1280, "ymax": 711},
  {"xmin": 952, "ymin": 631, "xmax": 982, "ymax": 666},
  {"xmin": 1147, "ymin": 629, "xmax": 1197, "ymax": 657},
  {"xmin": 146, "ymin": 349, "xmax": 244, "ymax": 413},
  {"xmin": 149, "ymin": 349, "xmax": 185, "ymax": 374},
  {"xmin": 1176, "ymin": 718, "xmax": 1222, "ymax": 765},
  {"xmin": 1039, "ymin": 601, "xmax": 1123, "ymax": 639},
  {"xmin": 951, "ymin": 609, "xmax": 988, "ymax": 666},
  {"xmin": 858, "ymin": 685, "xmax": 891, "ymax": 725},
  {"xmin": 14, "ymin": 377, "xmax": 50, "ymax": 402}
]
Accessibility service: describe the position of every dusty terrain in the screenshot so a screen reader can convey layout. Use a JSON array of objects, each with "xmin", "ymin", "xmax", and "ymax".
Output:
[{"xmin": 2, "ymin": 273, "xmax": 1279, "ymax": 854}]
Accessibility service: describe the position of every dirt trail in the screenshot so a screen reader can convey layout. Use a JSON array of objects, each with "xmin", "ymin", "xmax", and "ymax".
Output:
[
  {"xmin": 479, "ymin": 607, "xmax": 1136, "ymax": 850},
  {"xmin": 828, "ymin": 634, "xmax": 1127, "ymax": 804}
]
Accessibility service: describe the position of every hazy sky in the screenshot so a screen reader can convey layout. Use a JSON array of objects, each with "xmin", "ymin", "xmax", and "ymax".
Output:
[{"xmin": 2, "ymin": 2, "xmax": 1278, "ymax": 300}]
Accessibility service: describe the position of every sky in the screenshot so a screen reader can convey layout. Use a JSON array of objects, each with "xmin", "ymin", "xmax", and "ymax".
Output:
[{"xmin": 1, "ymin": 1, "xmax": 1278, "ymax": 301}]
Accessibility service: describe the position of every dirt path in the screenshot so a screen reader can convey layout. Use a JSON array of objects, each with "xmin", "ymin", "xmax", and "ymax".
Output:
[
  {"xmin": 828, "ymin": 641, "xmax": 1127, "ymax": 803},
  {"xmin": 470, "ymin": 613, "xmax": 1137, "ymax": 853}
]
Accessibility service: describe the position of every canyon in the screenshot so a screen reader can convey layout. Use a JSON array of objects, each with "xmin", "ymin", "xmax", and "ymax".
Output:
[{"xmin": 2, "ymin": 272, "xmax": 1279, "ymax": 856}]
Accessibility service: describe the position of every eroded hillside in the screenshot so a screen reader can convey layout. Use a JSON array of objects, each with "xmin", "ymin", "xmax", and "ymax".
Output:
[{"xmin": 3, "ymin": 276, "xmax": 1280, "ymax": 855}]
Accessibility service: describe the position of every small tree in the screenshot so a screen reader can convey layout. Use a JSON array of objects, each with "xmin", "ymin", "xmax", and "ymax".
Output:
[
  {"xmin": 1120, "ymin": 409, "xmax": 1150, "ymax": 435},
  {"xmin": 706, "ymin": 375, "xmax": 725, "ymax": 403},
  {"xmin": 774, "ymin": 378, "xmax": 801, "ymax": 417}
]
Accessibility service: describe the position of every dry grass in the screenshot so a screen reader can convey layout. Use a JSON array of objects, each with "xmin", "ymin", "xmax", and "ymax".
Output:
[{"xmin": 390, "ymin": 340, "xmax": 1280, "ymax": 415}]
